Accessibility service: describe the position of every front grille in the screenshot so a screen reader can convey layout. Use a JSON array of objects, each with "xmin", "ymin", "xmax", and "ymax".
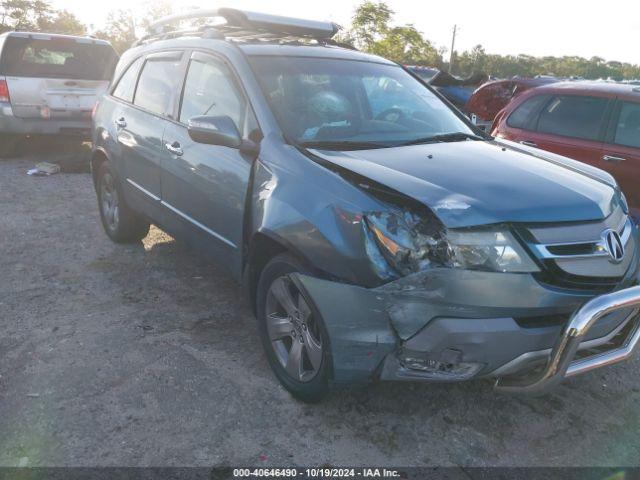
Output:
[
  {"xmin": 534, "ymin": 267, "xmax": 621, "ymax": 293},
  {"xmin": 517, "ymin": 208, "xmax": 635, "ymax": 292},
  {"xmin": 545, "ymin": 242, "xmax": 596, "ymax": 256}
]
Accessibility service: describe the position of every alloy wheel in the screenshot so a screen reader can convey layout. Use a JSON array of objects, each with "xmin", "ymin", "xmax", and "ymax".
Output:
[
  {"xmin": 265, "ymin": 276, "xmax": 323, "ymax": 383},
  {"xmin": 100, "ymin": 172, "xmax": 120, "ymax": 231}
]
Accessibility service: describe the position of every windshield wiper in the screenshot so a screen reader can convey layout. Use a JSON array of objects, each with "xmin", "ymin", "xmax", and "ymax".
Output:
[
  {"xmin": 298, "ymin": 140, "xmax": 391, "ymax": 151},
  {"xmin": 398, "ymin": 132, "xmax": 484, "ymax": 147}
]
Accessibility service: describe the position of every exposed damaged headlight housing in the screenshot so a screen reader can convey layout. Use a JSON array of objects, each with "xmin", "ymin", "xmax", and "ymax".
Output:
[{"xmin": 365, "ymin": 212, "xmax": 539, "ymax": 276}]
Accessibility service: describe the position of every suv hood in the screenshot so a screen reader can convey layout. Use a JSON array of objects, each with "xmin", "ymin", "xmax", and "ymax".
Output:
[{"xmin": 309, "ymin": 140, "xmax": 618, "ymax": 228}]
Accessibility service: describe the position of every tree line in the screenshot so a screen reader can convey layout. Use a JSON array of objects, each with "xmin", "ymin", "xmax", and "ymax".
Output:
[
  {"xmin": 337, "ymin": 1, "xmax": 639, "ymax": 80},
  {"xmin": 1, "ymin": 0, "xmax": 638, "ymax": 81}
]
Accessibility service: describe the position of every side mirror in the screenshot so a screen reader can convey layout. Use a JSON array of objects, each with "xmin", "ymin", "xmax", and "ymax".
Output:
[{"xmin": 187, "ymin": 115, "xmax": 241, "ymax": 148}]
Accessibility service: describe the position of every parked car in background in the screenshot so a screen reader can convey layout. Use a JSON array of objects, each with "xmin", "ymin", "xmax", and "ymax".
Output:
[
  {"xmin": 405, "ymin": 65, "xmax": 439, "ymax": 83},
  {"xmin": 466, "ymin": 76, "xmax": 558, "ymax": 131},
  {"xmin": 0, "ymin": 32, "xmax": 118, "ymax": 158},
  {"xmin": 492, "ymin": 82, "xmax": 640, "ymax": 220},
  {"xmin": 406, "ymin": 66, "xmax": 487, "ymax": 111}
]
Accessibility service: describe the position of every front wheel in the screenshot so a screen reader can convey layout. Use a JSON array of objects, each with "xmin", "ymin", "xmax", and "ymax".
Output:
[
  {"xmin": 96, "ymin": 161, "xmax": 150, "ymax": 243},
  {"xmin": 257, "ymin": 253, "xmax": 331, "ymax": 402}
]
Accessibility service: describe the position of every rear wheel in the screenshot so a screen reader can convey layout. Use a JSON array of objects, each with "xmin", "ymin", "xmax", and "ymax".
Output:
[
  {"xmin": 96, "ymin": 161, "xmax": 150, "ymax": 243},
  {"xmin": 0, "ymin": 134, "xmax": 19, "ymax": 159},
  {"xmin": 257, "ymin": 253, "xmax": 331, "ymax": 402}
]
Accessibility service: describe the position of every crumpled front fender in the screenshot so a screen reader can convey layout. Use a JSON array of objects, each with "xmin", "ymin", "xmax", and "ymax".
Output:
[{"xmin": 290, "ymin": 273, "xmax": 397, "ymax": 384}]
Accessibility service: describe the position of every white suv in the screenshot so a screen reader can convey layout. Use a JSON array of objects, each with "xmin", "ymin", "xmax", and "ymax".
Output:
[{"xmin": 0, "ymin": 32, "xmax": 118, "ymax": 157}]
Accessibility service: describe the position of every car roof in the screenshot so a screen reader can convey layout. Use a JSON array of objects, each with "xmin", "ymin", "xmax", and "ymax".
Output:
[
  {"xmin": 0, "ymin": 31, "xmax": 112, "ymax": 46},
  {"xmin": 237, "ymin": 43, "xmax": 396, "ymax": 65},
  {"xmin": 531, "ymin": 81, "xmax": 640, "ymax": 101}
]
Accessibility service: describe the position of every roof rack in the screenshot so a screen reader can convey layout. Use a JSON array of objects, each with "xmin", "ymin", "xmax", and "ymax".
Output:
[{"xmin": 147, "ymin": 8, "xmax": 340, "ymax": 40}]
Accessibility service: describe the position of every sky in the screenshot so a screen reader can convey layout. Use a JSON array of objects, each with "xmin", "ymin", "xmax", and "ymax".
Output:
[{"xmin": 51, "ymin": 0, "xmax": 639, "ymax": 65}]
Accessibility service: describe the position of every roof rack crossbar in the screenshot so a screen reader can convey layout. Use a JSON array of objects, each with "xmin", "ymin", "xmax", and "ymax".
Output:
[
  {"xmin": 134, "ymin": 29, "xmax": 206, "ymax": 47},
  {"xmin": 134, "ymin": 28, "xmax": 342, "ymax": 48},
  {"xmin": 148, "ymin": 8, "xmax": 340, "ymax": 40}
]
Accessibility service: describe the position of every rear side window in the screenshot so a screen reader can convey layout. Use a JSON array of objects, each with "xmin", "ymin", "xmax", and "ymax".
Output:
[
  {"xmin": 0, "ymin": 36, "xmax": 118, "ymax": 80},
  {"xmin": 112, "ymin": 57, "xmax": 143, "ymax": 103},
  {"xmin": 613, "ymin": 102, "xmax": 640, "ymax": 149},
  {"xmin": 507, "ymin": 95, "xmax": 549, "ymax": 130},
  {"xmin": 134, "ymin": 58, "xmax": 183, "ymax": 117},
  {"xmin": 537, "ymin": 95, "xmax": 609, "ymax": 141}
]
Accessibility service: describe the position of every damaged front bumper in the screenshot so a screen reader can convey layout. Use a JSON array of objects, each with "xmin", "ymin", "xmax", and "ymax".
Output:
[{"xmin": 290, "ymin": 264, "xmax": 640, "ymax": 393}]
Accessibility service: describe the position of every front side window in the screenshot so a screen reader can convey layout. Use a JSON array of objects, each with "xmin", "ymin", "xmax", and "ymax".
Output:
[
  {"xmin": 133, "ymin": 57, "xmax": 183, "ymax": 117},
  {"xmin": 112, "ymin": 57, "xmax": 143, "ymax": 103},
  {"xmin": 248, "ymin": 56, "xmax": 474, "ymax": 148},
  {"xmin": 506, "ymin": 94, "xmax": 550, "ymax": 130},
  {"xmin": 613, "ymin": 102, "xmax": 640, "ymax": 149},
  {"xmin": 179, "ymin": 55, "xmax": 250, "ymax": 134},
  {"xmin": 537, "ymin": 95, "xmax": 609, "ymax": 141}
]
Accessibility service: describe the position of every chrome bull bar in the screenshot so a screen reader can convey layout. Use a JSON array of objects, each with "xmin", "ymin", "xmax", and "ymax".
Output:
[{"xmin": 495, "ymin": 285, "xmax": 640, "ymax": 394}]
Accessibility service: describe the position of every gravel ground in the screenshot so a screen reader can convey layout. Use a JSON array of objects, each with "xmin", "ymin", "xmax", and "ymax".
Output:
[{"xmin": 1, "ymin": 152, "xmax": 640, "ymax": 468}]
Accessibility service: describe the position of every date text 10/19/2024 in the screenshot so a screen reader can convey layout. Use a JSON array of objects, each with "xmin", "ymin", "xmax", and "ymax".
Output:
[{"xmin": 233, "ymin": 468, "xmax": 402, "ymax": 478}]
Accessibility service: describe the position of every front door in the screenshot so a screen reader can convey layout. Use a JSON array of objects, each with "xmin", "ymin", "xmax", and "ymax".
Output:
[{"xmin": 160, "ymin": 51, "xmax": 259, "ymax": 274}]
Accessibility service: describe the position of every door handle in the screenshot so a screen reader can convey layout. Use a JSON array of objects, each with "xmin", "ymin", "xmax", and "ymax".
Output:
[
  {"xmin": 603, "ymin": 155, "xmax": 626, "ymax": 163},
  {"xmin": 114, "ymin": 117, "xmax": 127, "ymax": 128},
  {"xmin": 165, "ymin": 141, "xmax": 183, "ymax": 156},
  {"xmin": 520, "ymin": 140, "xmax": 538, "ymax": 148}
]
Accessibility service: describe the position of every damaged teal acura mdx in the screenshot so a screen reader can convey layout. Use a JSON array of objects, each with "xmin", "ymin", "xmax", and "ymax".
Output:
[{"xmin": 91, "ymin": 8, "xmax": 640, "ymax": 401}]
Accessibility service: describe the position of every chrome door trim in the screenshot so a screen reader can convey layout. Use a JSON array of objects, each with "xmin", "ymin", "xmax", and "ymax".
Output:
[
  {"xmin": 160, "ymin": 200, "xmax": 237, "ymax": 249},
  {"xmin": 126, "ymin": 177, "xmax": 237, "ymax": 249},
  {"xmin": 603, "ymin": 155, "xmax": 626, "ymax": 163},
  {"xmin": 126, "ymin": 178, "xmax": 160, "ymax": 202}
]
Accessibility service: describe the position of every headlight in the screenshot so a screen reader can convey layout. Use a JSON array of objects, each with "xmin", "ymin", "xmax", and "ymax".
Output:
[
  {"xmin": 365, "ymin": 212, "xmax": 539, "ymax": 275},
  {"xmin": 445, "ymin": 229, "xmax": 539, "ymax": 273}
]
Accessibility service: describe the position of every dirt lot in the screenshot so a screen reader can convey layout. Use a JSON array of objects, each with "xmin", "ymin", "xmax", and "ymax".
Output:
[{"xmin": 1, "ymin": 151, "xmax": 640, "ymax": 468}]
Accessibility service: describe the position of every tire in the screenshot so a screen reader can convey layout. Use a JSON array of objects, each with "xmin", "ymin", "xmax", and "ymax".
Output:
[
  {"xmin": 0, "ymin": 134, "xmax": 19, "ymax": 159},
  {"xmin": 257, "ymin": 253, "xmax": 331, "ymax": 402},
  {"xmin": 96, "ymin": 160, "xmax": 150, "ymax": 243}
]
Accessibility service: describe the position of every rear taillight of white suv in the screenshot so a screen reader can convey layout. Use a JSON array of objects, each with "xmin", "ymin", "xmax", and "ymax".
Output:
[{"xmin": 0, "ymin": 78, "xmax": 9, "ymax": 103}]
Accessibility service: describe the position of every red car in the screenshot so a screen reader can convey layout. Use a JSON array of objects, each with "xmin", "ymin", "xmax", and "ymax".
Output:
[
  {"xmin": 465, "ymin": 77, "xmax": 558, "ymax": 130},
  {"xmin": 492, "ymin": 82, "xmax": 640, "ymax": 218}
]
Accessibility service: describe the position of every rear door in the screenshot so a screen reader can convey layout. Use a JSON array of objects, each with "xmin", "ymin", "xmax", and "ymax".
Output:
[
  {"xmin": 1, "ymin": 34, "xmax": 118, "ymax": 120},
  {"xmin": 115, "ymin": 51, "xmax": 186, "ymax": 219},
  {"xmin": 160, "ymin": 51, "xmax": 259, "ymax": 272},
  {"xmin": 520, "ymin": 94, "xmax": 611, "ymax": 164},
  {"xmin": 602, "ymin": 100, "xmax": 640, "ymax": 218}
]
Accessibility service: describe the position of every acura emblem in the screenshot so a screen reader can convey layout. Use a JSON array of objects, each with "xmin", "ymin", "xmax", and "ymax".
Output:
[{"xmin": 602, "ymin": 229, "xmax": 625, "ymax": 263}]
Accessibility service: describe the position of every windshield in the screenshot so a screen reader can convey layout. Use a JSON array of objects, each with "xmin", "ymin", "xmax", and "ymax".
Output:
[
  {"xmin": 249, "ymin": 56, "xmax": 475, "ymax": 149},
  {"xmin": 0, "ymin": 37, "xmax": 118, "ymax": 80}
]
